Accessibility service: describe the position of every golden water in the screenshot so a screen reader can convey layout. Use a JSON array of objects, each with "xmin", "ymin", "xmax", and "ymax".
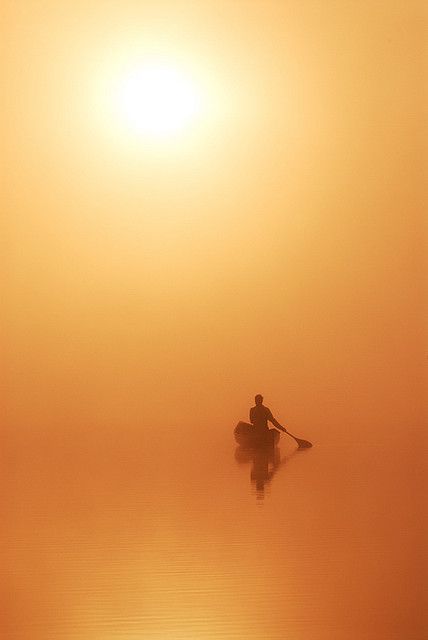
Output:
[{"xmin": 5, "ymin": 411, "xmax": 426, "ymax": 640}]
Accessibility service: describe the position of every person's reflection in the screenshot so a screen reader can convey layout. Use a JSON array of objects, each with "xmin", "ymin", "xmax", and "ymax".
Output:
[{"xmin": 235, "ymin": 444, "xmax": 282, "ymax": 499}]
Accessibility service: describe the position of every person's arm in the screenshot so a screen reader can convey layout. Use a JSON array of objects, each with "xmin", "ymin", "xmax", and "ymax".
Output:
[
  {"xmin": 267, "ymin": 410, "xmax": 287, "ymax": 432},
  {"xmin": 249, "ymin": 407, "xmax": 255, "ymax": 424}
]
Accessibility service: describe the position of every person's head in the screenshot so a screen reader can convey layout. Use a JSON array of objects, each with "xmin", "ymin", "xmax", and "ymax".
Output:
[{"xmin": 255, "ymin": 394, "xmax": 263, "ymax": 405}]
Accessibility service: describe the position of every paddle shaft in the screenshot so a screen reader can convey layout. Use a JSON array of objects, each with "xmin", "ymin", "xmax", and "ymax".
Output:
[{"xmin": 276, "ymin": 426, "xmax": 310, "ymax": 447}]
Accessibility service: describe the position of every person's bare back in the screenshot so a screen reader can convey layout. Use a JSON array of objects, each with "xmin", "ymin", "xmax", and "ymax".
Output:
[{"xmin": 249, "ymin": 395, "xmax": 286, "ymax": 432}]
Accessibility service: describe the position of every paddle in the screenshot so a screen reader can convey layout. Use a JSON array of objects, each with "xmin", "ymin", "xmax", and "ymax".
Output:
[{"xmin": 277, "ymin": 426, "xmax": 312, "ymax": 448}]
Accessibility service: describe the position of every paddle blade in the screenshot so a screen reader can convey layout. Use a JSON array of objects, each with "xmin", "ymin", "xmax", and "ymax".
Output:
[{"xmin": 296, "ymin": 438, "xmax": 312, "ymax": 448}]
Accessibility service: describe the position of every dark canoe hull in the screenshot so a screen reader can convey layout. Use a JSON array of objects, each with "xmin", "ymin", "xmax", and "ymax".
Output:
[{"xmin": 234, "ymin": 422, "xmax": 280, "ymax": 448}]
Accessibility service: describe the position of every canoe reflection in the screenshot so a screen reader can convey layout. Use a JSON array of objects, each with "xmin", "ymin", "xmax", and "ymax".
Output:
[{"xmin": 235, "ymin": 444, "xmax": 283, "ymax": 499}]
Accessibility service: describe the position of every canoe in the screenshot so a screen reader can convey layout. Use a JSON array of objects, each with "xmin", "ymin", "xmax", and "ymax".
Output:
[{"xmin": 234, "ymin": 421, "xmax": 280, "ymax": 448}]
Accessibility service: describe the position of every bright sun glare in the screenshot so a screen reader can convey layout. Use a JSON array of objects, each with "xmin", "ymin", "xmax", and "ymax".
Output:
[{"xmin": 115, "ymin": 64, "xmax": 201, "ymax": 137}]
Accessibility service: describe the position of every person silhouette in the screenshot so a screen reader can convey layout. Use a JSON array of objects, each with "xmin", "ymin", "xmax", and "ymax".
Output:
[{"xmin": 250, "ymin": 394, "xmax": 287, "ymax": 437}]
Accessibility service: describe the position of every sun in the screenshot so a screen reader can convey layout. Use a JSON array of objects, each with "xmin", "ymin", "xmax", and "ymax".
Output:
[{"xmin": 115, "ymin": 63, "xmax": 202, "ymax": 137}]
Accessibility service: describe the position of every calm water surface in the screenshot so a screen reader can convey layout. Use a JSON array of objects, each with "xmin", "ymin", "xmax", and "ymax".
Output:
[{"xmin": 5, "ymin": 416, "xmax": 427, "ymax": 640}]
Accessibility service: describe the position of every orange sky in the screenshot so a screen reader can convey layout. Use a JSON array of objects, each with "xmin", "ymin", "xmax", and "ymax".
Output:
[{"xmin": 3, "ymin": 1, "xmax": 427, "ymax": 440}]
